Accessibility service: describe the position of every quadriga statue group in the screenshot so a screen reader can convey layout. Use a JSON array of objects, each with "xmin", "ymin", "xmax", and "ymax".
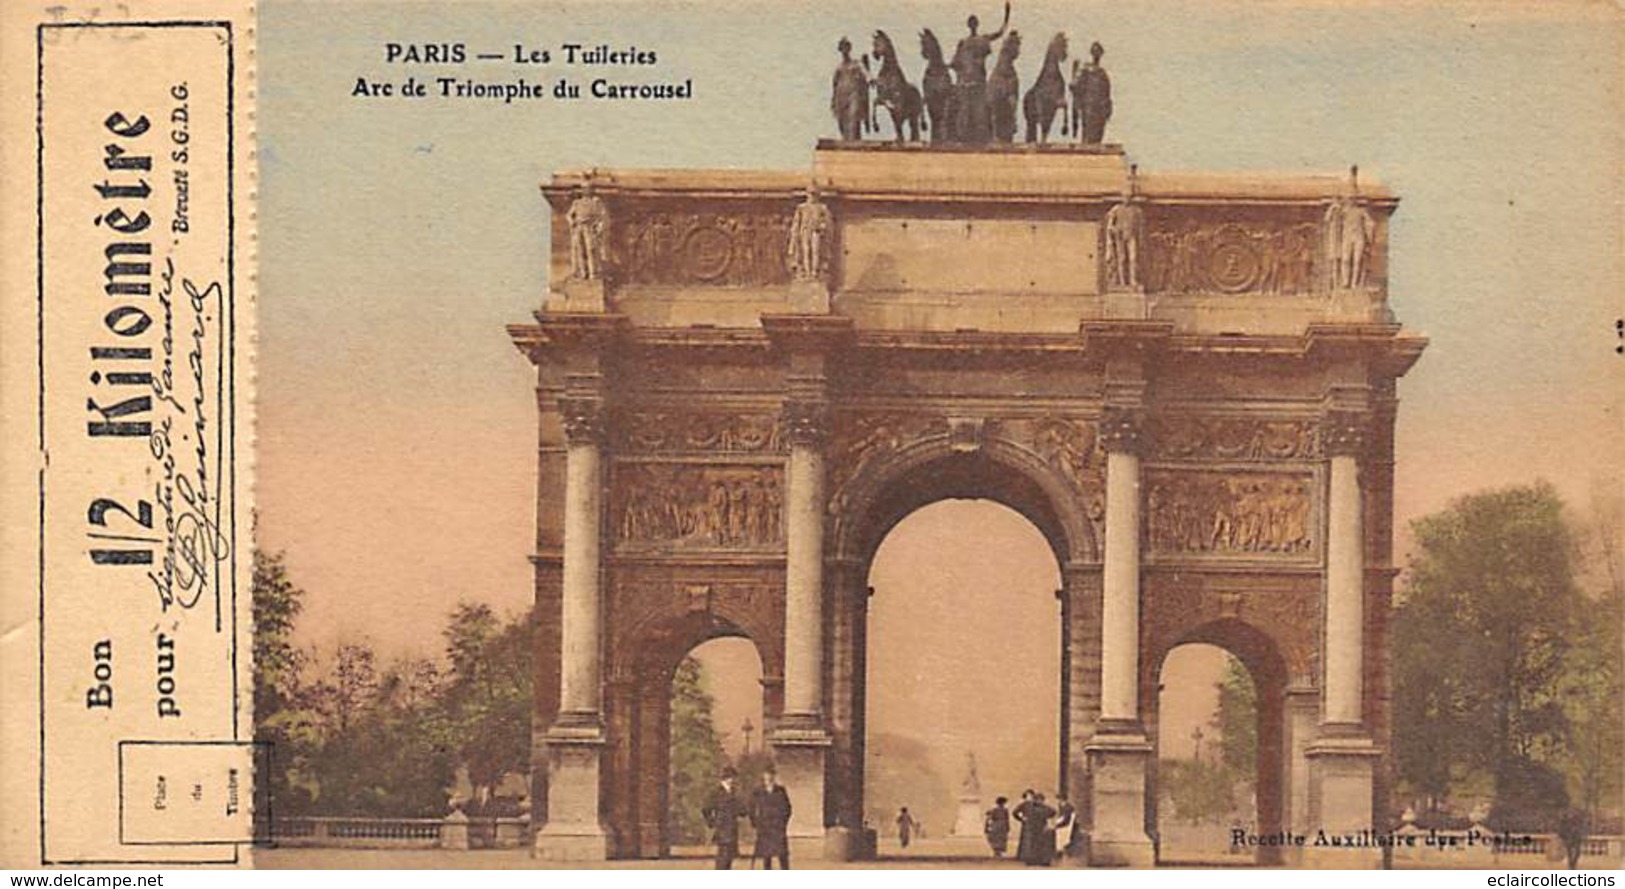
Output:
[{"xmin": 832, "ymin": 2, "xmax": 1113, "ymax": 146}]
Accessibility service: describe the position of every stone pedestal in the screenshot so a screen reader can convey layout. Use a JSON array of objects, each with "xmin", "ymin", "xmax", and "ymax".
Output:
[
  {"xmin": 1283, "ymin": 687, "xmax": 1320, "ymax": 835},
  {"xmin": 952, "ymin": 796, "xmax": 984, "ymax": 837},
  {"xmin": 532, "ymin": 725, "xmax": 609, "ymax": 860},
  {"xmin": 768, "ymin": 725, "xmax": 831, "ymax": 846},
  {"xmin": 1085, "ymin": 727, "xmax": 1155, "ymax": 867},
  {"xmin": 1102, "ymin": 288, "xmax": 1149, "ymax": 321},
  {"xmin": 545, "ymin": 278, "xmax": 608, "ymax": 313},
  {"xmin": 787, "ymin": 279, "xmax": 831, "ymax": 314},
  {"xmin": 1303, "ymin": 734, "xmax": 1381, "ymax": 868},
  {"xmin": 440, "ymin": 808, "xmax": 470, "ymax": 851}
]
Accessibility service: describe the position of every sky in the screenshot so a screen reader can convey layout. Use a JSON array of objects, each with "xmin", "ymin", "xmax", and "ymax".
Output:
[{"xmin": 255, "ymin": 0, "xmax": 1623, "ymax": 820}]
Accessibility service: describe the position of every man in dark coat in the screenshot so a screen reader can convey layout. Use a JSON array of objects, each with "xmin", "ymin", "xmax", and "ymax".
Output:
[
  {"xmin": 984, "ymin": 796, "xmax": 1012, "ymax": 858},
  {"xmin": 1013, "ymin": 789, "xmax": 1056, "ymax": 866},
  {"xmin": 702, "ymin": 767, "xmax": 746, "ymax": 870},
  {"xmin": 749, "ymin": 766, "xmax": 793, "ymax": 869}
]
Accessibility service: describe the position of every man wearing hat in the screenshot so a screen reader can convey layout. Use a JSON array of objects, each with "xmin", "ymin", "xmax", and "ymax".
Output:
[
  {"xmin": 749, "ymin": 765, "xmax": 794, "ymax": 869},
  {"xmin": 703, "ymin": 766, "xmax": 747, "ymax": 870}
]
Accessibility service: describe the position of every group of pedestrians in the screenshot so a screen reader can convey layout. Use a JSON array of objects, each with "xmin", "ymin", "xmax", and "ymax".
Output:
[
  {"xmin": 702, "ymin": 764, "xmax": 1079, "ymax": 868},
  {"xmin": 984, "ymin": 790, "xmax": 1078, "ymax": 865},
  {"xmin": 702, "ymin": 766, "xmax": 794, "ymax": 870}
]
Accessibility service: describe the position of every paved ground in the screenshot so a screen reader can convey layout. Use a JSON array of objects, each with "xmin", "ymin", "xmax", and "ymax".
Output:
[{"xmin": 253, "ymin": 837, "xmax": 1088, "ymax": 870}]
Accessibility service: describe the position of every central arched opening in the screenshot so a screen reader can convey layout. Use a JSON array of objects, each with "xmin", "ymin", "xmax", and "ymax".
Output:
[{"xmin": 865, "ymin": 499, "xmax": 1064, "ymax": 859}]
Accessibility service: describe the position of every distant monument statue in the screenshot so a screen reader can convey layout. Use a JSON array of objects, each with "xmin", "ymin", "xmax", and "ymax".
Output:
[
  {"xmin": 1321, "ymin": 166, "xmax": 1376, "ymax": 289},
  {"xmin": 787, "ymin": 184, "xmax": 833, "ymax": 282},
  {"xmin": 1023, "ymin": 32, "xmax": 1069, "ymax": 143},
  {"xmin": 871, "ymin": 31, "xmax": 925, "ymax": 143},
  {"xmin": 566, "ymin": 176, "xmax": 610, "ymax": 281},
  {"xmin": 949, "ymin": 1, "xmax": 1012, "ymax": 143},
  {"xmin": 1071, "ymin": 41, "xmax": 1112, "ymax": 145},
  {"xmin": 831, "ymin": 37, "xmax": 870, "ymax": 142},
  {"xmin": 952, "ymin": 751, "xmax": 985, "ymax": 837},
  {"xmin": 988, "ymin": 31, "xmax": 1021, "ymax": 143},
  {"xmin": 1103, "ymin": 167, "xmax": 1145, "ymax": 290},
  {"xmin": 920, "ymin": 29, "xmax": 956, "ymax": 144}
]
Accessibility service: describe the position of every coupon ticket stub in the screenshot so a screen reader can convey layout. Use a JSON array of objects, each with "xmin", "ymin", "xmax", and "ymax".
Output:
[{"xmin": 3, "ymin": 3, "xmax": 258, "ymax": 866}]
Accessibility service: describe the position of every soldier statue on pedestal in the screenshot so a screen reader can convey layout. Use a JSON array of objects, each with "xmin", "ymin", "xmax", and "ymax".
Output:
[
  {"xmin": 787, "ymin": 184, "xmax": 833, "ymax": 282},
  {"xmin": 566, "ymin": 177, "xmax": 610, "ymax": 281}
]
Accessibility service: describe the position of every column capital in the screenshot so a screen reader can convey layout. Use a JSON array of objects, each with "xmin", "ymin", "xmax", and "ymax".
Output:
[
  {"xmin": 1099, "ymin": 405, "xmax": 1145, "ymax": 455},
  {"xmin": 1321, "ymin": 409, "xmax": 1368, "ymax": 457},
  {"xmin": 559, "ymin": 395, "xmax": 607, "ymax": 445},
  {"xmin": 782, "ymin": 399, "xmax": 831, "ymax": 448}
]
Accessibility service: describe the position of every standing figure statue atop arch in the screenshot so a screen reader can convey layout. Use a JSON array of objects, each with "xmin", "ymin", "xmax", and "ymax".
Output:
[
  {"xmin": 831, "ymin": 37, "xmax": 870, "ymax": 142},
  {"xmin": 1070, "ymin": 41, "xmax": 1112, "ymax": 145},
  {"xmin": 950, "ymin": 1, "xmax": 1012, "ymax": 144}
]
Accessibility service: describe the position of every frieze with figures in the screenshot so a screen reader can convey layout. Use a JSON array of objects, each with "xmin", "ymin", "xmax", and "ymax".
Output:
[
  {"xmin": 825, "ymin": 412, "xmax": 950, "ymax": 515},
  {"xmin": 613, "ymin": 410, "xmax": 784, "ymax": 455},
  {"xmin": 1145, "ymin": 470, "xmax": 1315, "ymax": 558},
  {"xmin": 1145, "ymin": 219, "xmax": 1320, "ymax": 295},
  {"xmin": 610, "ymin": 576, "xmax": 778, "ymax": 643},
  {"xmin": 616, "ymin": 206, "xmax": 793, "ymax": 287},
  {"xmin": 613, "ymin": 464, "xmax": 784, "ymax": 550},
  {"xmin": 1147, "ymin": 416, "xmax": 1321, "ymax": 462}
]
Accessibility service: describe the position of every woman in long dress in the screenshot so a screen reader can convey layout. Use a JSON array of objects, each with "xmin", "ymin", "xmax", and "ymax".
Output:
[{"xmin": 1052, "ymin": 795, "xmax": 1077, "ymax": 861}]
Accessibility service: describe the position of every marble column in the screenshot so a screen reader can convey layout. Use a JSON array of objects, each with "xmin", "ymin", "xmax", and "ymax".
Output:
[
  {"xmin": 782, "ymin": 402, "xmax": 827, "ymax": 721},
  {"xmin": 1323, "ymin": 418, "xmax": 1365, "ymax": 726},
  {"xmin": 535, "ymin": 395, "xmax": 610, "ymax": 860},
  {"xmin": 1100, "ymin": 437, "xmax": 1142, "ymax": 722},
  {"xmin": 769, "ymin": 398, "xmax": 832, "ymax": 847},
  {"xmin": 1084, "ymin": 405, "xmax": 1154, "ymax": 867},
  {"xmin": 1305, "ymin": 410, "xmax": 1380, "ymax": 865}
]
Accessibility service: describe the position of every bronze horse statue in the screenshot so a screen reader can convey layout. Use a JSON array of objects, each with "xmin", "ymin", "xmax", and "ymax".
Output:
[
  {"xmin": 988, "ymin": 30, "xmax": 1021, "ymax": 143},
  {"xmin": 1023, "ymin": 32, "xmax": 1069, "ymax": 143},
  {"xmin": 919, "ymin": 28, "xmax": 955, "ymax": 144},
  {"xmin": 871, "ymin": 30, "xmax": 925, "ymax": 142}
]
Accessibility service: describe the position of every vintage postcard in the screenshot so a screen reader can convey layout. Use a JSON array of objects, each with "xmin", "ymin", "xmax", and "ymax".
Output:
[{"xmin": 1, "ymin": 0, "xmax": 1621, "ymax": 877}]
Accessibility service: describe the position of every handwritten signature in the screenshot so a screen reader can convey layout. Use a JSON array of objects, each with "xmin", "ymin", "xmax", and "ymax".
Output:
[{"xmin": 147, "ymin": 258, "xmax": 229, "ymax": 612}]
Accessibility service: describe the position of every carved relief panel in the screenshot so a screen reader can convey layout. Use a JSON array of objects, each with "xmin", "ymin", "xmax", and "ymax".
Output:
[
  {"xmin": 612, "ymin": 409, "xmax": 785, "ymax": 455},
  {"xmin": 608, "ymin": 571, "xmax": 784, "ymax": 676},
  {"xmin": 612, "ymin": 464, "xmax": 784, "ymax": 551},
  {"xmin": 615, "ymin": 202, "xmax": 792, "ymax": 287},
  {"xmin": 1143, "ymin": 576, "xmax": 1319, "ymax": 686},
  {"xmin": 1144, "ymin": 211, "xmax": 1321, "ymax": 295},
  {"xmin": 825, "ymin": 412, "xmax": 948, "ymax": 516},
  {"xmin": 1144, "ymin": 469, "xmax": 1316, "ymax": 559},
  {"xmin": 1147, "ymin": 416, "xmax": 1321, "ymax": 462}
]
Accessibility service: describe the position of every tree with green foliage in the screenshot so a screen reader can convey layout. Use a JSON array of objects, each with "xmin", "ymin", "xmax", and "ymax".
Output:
[
  {"xmin": 1159, "ymin": 757, "xmax": 1237, "ymax": 825},
  {"xmin": 1395, "ymin": 482, "xmax": 1588, "ymax": 822},
  {"xmin": 438, "ymin": 602, "xmax": 534, "ymax": 809},
  {"xmin": 252, "ymin": 548, "xmax": 324, "ymax": 813},
  {"xmin": 1212, "ymin": 656, "xmax": 1258, "ymax": 778},
  {"xmin": 668, "ymin": 656, "xmax": 726, "ymax": 844}
]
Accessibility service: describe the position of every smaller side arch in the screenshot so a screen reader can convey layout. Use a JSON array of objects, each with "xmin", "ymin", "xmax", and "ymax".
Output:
[{"xmin": 1147, "ymin": 619, "xmax": 1290, "ymax": 866}]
